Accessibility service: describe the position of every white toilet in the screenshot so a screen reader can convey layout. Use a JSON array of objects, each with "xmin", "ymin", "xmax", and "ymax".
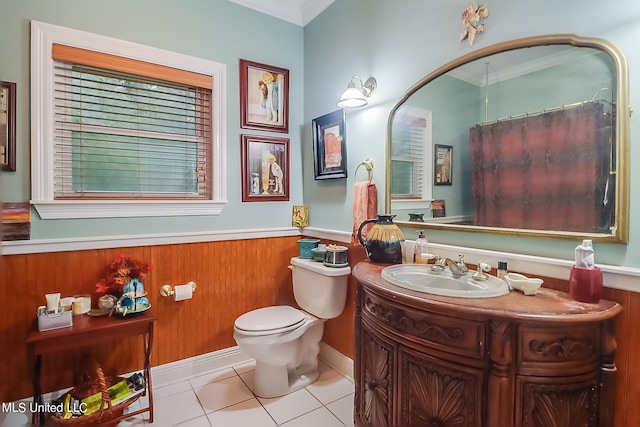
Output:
[{"xmin": 233, "ymin": 257, "xmax": 351, "ymax": 398}]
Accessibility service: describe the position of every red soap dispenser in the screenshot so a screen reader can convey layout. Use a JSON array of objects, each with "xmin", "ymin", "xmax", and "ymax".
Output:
[{"xmin": 569, "ymin": 240, "xmax": 603, "ymax": 303}]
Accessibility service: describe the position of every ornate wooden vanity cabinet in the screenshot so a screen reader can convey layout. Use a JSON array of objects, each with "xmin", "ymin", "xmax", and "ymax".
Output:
[{"xmin": 353, "ymin": 261, "xmax": 622, "ymax": 427}]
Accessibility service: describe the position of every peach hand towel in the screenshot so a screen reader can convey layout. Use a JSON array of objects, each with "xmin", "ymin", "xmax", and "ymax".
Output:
[{"xmin": 351, "ymin": 181, "xmax": 377, "ymax": 245}]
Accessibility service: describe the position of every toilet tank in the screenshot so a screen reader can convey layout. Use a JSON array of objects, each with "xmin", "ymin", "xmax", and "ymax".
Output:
[{"xmin": 289, "ymin": 257, "xmax": 351, "ymax": 319}]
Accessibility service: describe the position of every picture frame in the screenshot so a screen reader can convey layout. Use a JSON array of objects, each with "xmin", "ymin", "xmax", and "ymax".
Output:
[
  {"xmin": 241, "ymin": 134, "xmax": 290, "ymax": 202},
  {"xmin": 434, "ymin": 144, "xmax": 452, "ymax": 185},
  {"xmin": 312, "ymin": 109, "xmax": 347, "ymax": 180},
  {"xmin": 1, "ymin": 81, "xmax": 16, "ymax": 172},
  {"xmin": 431, "ymin": 199, "xmax": 446, "ymax": 218},
  {"xmin": 240, "ymin": 59, "xmax": 289, "ymax": 133}
]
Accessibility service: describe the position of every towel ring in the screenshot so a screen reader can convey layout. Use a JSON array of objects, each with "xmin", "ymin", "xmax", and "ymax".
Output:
[{"xmin": 355, "ymin": 158, "xmax": 374, "ymax": 182}]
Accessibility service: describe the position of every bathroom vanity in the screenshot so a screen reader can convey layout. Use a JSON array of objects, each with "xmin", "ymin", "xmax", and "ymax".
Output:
[{"xmin": 353, "ymin": 261, "xmax": 622, "ymax": 427}]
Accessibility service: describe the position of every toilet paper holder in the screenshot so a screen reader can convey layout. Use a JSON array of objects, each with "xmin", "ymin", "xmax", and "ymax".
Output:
[{"xmin": 160, "ymin": 281, "xmax": 197, "ymax": 297}]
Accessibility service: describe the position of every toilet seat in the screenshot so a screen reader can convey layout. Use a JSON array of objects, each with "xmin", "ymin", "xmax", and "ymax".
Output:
[{"xmin": 235, "ymin": 306, "xmax": 306, "ymax": 336}]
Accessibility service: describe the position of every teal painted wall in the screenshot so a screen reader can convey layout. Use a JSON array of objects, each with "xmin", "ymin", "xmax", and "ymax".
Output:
[
  {"xmin": 303, "ymin": 0, "xmax": 640, "ymax": 267},
  {"xmin": 0, "ymin": 0, "xmax": 305, "ymax": 238},
  {"xmin": 2, "ymin": 0, "xmax": 639, "ymax": 269}
]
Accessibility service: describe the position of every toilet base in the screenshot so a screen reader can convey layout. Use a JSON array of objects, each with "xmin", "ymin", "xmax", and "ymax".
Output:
[
  {"xmin": 251, "ymin": 321, "xmax": 324, "ymax": 398},
  {"xmin": 254, "ymin": 360, "xmax": 320, "ymax": 398}
]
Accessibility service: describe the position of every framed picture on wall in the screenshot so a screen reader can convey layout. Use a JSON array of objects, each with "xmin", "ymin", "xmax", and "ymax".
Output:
[
  {"xmin": 434, "ymin": 144, "xmax": 452, "ymax": 185},
  {"xmin": 239, "ymin": 59, "xmax": 289, "ymax": 133},
  {"xmin": 241, "ymin": 134, "xmax": 290, "ymax": 202},
  {"xmin": 1, "ymin": 81, "xmax": 16, "ymax": 172},
  {"xmin": 312, "ymin": 109, "xmax": 347, "ymax": 180}
]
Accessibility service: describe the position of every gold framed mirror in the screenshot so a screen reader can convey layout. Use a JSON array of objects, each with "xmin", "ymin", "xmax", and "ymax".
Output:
[{"xmin": 386, "ymin": 34, "xmax": 630, "ymax": 244}]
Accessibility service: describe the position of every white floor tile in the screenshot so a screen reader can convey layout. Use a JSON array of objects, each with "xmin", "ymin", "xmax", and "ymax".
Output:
[
  {"xmin": 0, "ymin": 407, "xmax": 31, "ymax": 427},
  {"xmin": 232, "ymin": 359, "xmax": 256, "ymax": 376},
  {"xmin": 279, "ymin": 406, "xmax": 345, "ymax": 427},
  {"xmin": 238, "ymin": 370, "xmax": 256, "ymax": 393},
  {"xmin": 189, "ymin": 367, "xmax": 237, "ymax": 389},
  {"xmin": 326, "ymin": 394, "xmax": 354, "ymax": 427},
  {"xmin": 152, "ymin": 379, "xmax": 192, "ymax": 401},
  {"xmin": 118, "ymin": 399, "xmax": 147, "ymax": 426},
  {"xmin": 147, "ymin": 388, "xmax": 205, "ymax": 426},
  {"xmin": 305, "ymin": 369, "xmax": 355, "ymax": 405},
  {"xmin": 174, "ymin": 415, "xmax": 212, "ymax": 426},
  {"xmin": 10, "ymin": 355, "xmax": 357, "ymax": 427},
  {"xmin": 195, "ymin": 375, "xmax": 254, "ymax": 413},
  {"xmin": 207, "ymin": 398, "xmax": 277, "ymax": 427},
  {"xmin": 257, "ymin": 389, "xmax": 323, "ymax": 425},
  {"xmin": 116, "ymin": 415, "xmax": 146, "ymax": 426}
]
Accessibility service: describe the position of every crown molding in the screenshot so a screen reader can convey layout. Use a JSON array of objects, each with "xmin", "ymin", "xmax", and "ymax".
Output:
[{"xmin": 227, "ymin": 0, "xmax": 334, "ymax": 26}]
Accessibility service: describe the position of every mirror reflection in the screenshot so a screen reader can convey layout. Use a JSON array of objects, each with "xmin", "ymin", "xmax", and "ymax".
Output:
[{"xmin": 387, "ymin": 35, "xmax": 629, "ymax": 243}]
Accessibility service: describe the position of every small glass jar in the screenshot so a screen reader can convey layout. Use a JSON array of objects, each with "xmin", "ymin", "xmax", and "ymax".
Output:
[
  {"xmin": 497, "ymin": 261, "xmax": 508, "ymax": 279},
  {"xmin": 72, "ymin": 294, "xmax": 92, "ymax": 316}
]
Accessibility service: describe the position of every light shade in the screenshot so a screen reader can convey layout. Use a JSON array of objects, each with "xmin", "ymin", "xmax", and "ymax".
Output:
[{"xmin": 337, "ymin": 76, "xmax": 377, "ymax": 108}]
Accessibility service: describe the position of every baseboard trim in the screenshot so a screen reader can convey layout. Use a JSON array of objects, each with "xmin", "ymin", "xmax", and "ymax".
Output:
[
  {"xmin": 152, "ymin": 342, "xmax": 354, "ymax": 387},
  {"xmin": 319, "ymin": 342, "xmax": 354, "ymax": 381},
  {"xmin": 151, "ymin": 345, "xmax": 252, "ymax": 388}
]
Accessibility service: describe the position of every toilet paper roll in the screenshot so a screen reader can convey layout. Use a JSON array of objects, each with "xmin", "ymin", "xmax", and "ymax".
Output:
[{"xmin": 174, "ymin": 284, "xmax": 193, "ymax": 301}]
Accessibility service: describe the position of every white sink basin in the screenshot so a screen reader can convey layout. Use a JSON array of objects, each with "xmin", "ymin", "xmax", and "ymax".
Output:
[{"xmin": 381, "ymin": 264, "xmax": 510, "ymax": 298}]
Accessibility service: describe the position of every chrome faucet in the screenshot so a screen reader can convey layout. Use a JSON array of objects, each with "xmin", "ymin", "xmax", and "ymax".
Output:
[{"xmin": 432, "ymin": 254, "xmax": 467, "ymax": 277}]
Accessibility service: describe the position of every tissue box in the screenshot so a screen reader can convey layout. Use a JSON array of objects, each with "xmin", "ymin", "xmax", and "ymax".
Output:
[{"xmin": 37, "ymin": 309, "xmax": 73, "ymax": 331}]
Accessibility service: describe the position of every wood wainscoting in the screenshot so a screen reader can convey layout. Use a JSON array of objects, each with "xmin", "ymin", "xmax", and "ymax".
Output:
[
  {"xmin": 1, "ymin": 238, "xmax": 640, "ymax": 427},
  {"xmin": 0, "ymin": 236, "xmax": 304, "ymax": 402}
]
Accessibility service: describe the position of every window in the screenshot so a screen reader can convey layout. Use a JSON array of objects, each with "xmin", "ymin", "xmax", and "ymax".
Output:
[
  {"xmin": 31, "ymin": 21, "xmax": 227, "ymax": 219},
  {"xmin": 390, "ymin": 107, "xmax": 432, "ymax": 209}
]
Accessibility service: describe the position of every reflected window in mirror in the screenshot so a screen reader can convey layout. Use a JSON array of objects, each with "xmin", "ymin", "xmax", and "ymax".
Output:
[{"xmin": 390, "ymin": 107, "xmax": 433, "ymax": 211}]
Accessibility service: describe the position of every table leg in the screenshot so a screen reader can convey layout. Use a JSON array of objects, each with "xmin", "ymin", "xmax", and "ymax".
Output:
[
  {"xmin": 144, "ymin": 324, "xmax": 154, "ymax": 424},
  {"xmin": 30, "ymin": 352, "xmax": 44, "ymax": 426}
]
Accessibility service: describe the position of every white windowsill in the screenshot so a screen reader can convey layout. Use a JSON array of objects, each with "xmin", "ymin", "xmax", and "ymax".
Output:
[{"xmin": 31, "ymin": 200, "xmax": 227, "ymax": 219}]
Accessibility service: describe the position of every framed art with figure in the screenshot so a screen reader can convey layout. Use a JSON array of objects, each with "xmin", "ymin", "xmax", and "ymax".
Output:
[
  {"xmin": 241, "ymin": 134, "xmax": 290, "ymax": 202},
  {"xmin": 434, "ymin": 144, "xmax": 452, "ymax": 185},
  {"xmin": 312, "ymin": 109, "xmax": 347, "ymax": 180},
  {"xmin": 1, "ymin": 81, "xmax": 16, "ymax": 171},
  {"xmin": 240, "ymin": 59, "xmax": 289, "ymax": 133}
]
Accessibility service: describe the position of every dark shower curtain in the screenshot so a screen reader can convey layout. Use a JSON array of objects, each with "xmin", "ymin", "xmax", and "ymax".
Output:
[{"xmin": 469, "ymin": 102, "xmax": 610, "ymax": 232}]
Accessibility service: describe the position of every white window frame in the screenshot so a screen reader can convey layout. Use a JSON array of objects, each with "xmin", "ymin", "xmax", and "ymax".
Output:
[
  {"xmin": 30, "ymin": 20, "xmax": 227, "ymax": 219},
  {"xmin": 390, "ymin": 106, "xmax": 433, "ymax": 210}
]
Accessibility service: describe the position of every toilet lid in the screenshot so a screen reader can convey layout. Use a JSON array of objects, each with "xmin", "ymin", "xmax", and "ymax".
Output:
[{"xmin": 235, "ymin": 306, "xmax": 306, "ymax": 334}]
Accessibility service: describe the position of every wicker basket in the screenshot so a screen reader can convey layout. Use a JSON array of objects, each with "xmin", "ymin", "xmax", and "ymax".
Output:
[{"xmin": 50, "ymin": 356, "xmax": 140, "ymax": 426}]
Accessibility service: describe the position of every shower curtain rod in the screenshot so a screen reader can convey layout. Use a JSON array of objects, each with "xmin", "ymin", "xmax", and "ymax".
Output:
[{"xmin": 476, "ymin": 98, "xmax": 612, "ymax": 127}]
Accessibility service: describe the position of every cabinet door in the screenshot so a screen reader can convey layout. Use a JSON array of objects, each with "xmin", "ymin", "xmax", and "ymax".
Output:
[
  {"xmin": 515, "ymin": 373, "xmax": 600, "ymax": 427},
  {"xmin": 397, "ymin": 347, "xmax": 484, "ymax": 427},
  {"xmin": 355, "ymin": 322, "xmax": 396, "ymax": 427}
]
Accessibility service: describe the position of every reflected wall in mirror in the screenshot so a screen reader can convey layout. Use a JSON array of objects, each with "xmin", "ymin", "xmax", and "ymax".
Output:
[{"xmin": 386, "ymin": 34, "xmax": 630, "ymax": 243}]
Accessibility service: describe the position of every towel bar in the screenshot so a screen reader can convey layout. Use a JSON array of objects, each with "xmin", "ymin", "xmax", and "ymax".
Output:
[{"xmin": 355, "ymin": 158, "xmax": 374, "ymax": 182}]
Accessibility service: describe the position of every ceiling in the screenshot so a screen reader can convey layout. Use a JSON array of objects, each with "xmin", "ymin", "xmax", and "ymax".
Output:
[{"xmin": 227, "ymin": 0, "xmax": 335, "ymax": 26}]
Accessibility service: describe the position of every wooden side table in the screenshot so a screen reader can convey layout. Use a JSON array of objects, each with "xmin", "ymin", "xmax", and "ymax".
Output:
[{"xmin": 26, "ymin": 309, "xmax": 157, "ymax": 425}]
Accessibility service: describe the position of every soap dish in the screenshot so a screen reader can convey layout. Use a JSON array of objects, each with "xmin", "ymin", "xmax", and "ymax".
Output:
[{"xmin": 504, "ymin": 273, "xmax": 544, "ymax": 296}]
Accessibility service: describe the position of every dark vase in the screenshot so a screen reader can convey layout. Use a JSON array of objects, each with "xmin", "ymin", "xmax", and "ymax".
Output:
[
  {"xmin": 408, "ymin": 213, "xmax": 425, "ymax": 222},
  {"xmin": 357, "ymin": 214, "xmax": 404, "ymax": 264}
]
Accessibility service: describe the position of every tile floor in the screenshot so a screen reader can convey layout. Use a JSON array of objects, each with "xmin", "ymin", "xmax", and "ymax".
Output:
[{"xmin": 3, "ymin": 359, "xmax": 355, "ymax": 427}]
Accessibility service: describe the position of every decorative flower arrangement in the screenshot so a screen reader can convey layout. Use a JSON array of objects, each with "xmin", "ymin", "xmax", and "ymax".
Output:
[
  {"xmin": 460, "ymin": 3, "xmax": 490, "ymax": 47},
  {"xmin": 96, "ymin": 253, "xmax": 153, "ymax": 295}
]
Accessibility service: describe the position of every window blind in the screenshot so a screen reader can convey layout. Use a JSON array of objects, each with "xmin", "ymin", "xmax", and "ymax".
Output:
[
  {"xmin": 52, "ymin": 49, "xmax": 212, "ymax": 200},
  {"xmin": 391, "ymin": 116, "xmax": 427, "ymax": 199}
]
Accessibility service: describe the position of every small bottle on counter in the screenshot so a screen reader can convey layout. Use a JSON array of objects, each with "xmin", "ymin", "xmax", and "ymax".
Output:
[
  {"xmin": 497, "ymin": 261, "xmax": 508, "ymax": 279},
  {"xmin": 413, "ymin": 230, "xmax": 430, "ymax": 264}
]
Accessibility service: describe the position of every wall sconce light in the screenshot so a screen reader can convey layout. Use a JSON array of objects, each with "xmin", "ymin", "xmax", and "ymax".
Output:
[{"xmin": 337, "ymin": 75, "xmax": 377, "ymax": 108}]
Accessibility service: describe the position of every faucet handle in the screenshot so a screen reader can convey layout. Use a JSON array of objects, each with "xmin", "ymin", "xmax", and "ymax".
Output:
[
  {"xmin": 456, "ymin": 254, "xmax": 469, "ymax": 273},
  {"xmin": 430, "ymin": 254, "xmax": 445, "ymax": 272},
  {"xmin": 472, "ymin": 261, "xmax": 491, "ymax": 281}
]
